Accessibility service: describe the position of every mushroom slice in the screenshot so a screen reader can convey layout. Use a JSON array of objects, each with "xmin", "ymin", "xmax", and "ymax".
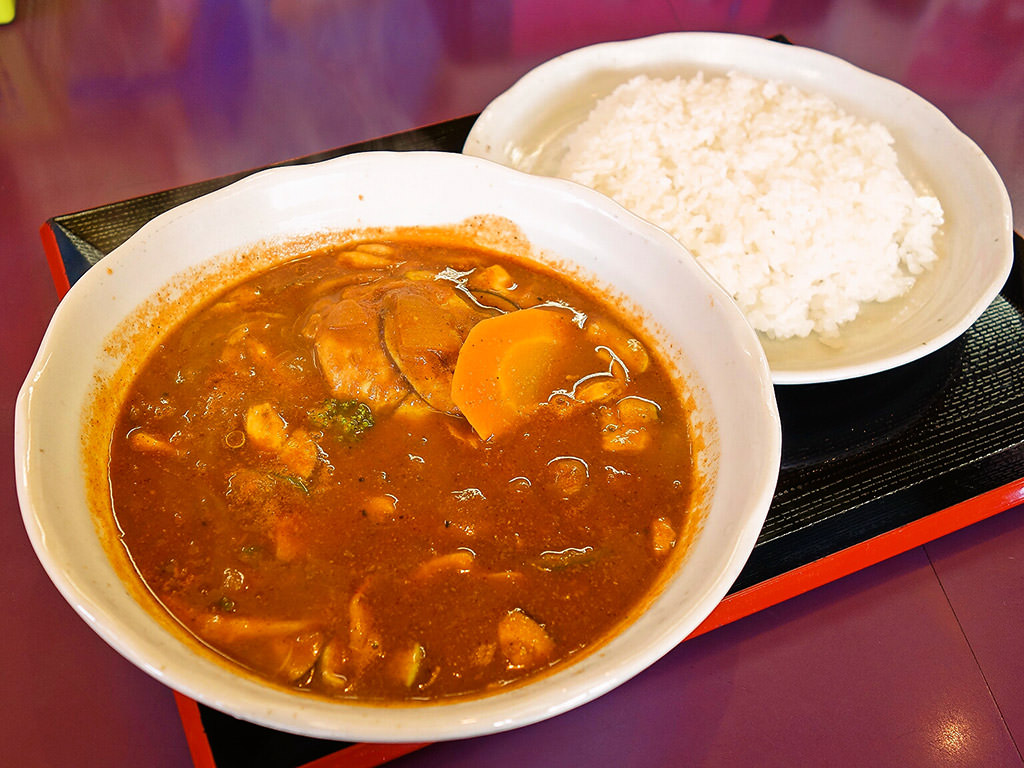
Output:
[{"xmin": 381, "ymin": 282, "xmax": 490, "ymax": 414}]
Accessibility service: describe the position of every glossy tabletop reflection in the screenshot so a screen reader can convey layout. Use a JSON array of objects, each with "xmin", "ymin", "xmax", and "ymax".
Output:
[{"xmin": 3, "ymin": 2, "xmax": 1023, "ymax": 766}]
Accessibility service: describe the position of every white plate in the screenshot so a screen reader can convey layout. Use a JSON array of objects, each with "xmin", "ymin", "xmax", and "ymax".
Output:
[{"xmin": 463, "ymin": 32, "xmax": 1014, "ymax": 384}]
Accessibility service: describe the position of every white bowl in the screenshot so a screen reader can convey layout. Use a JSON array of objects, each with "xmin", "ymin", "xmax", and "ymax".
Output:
[
  {"xmin": 15, "ymin": 151, "xmax": 780, "ymax": 742},
  {"xmin": 463, "ymin": 32, "xmax": 1015, "ymax": 384}
]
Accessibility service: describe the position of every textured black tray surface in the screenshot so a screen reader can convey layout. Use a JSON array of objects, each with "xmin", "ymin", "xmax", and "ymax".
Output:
[{"xmin": 47, "ymin": 116, "xmax": 1024, "ymax": 764}]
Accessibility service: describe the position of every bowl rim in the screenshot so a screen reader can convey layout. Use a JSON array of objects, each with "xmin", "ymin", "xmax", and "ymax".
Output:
[
  {"xmin": 463, "ymin": 31, "xmax": 1015, "ymax": 385},
  {"xmin": 15, "ymin": 149, "xmax": 782, "ymax": 742}
]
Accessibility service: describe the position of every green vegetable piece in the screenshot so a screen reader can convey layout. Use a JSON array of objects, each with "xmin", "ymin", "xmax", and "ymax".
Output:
[
  {"xmin": 309, "ymin": 398, "xmax": 375, "ymax": 441},
  {"xmin": 274, "ymin": 473, "xmax": 311, "ymax": 495},
  {"xmin": 533, "ymin": 546, "xmax": 599, "ymax": 572},
  {"xmin": 214, "ymin": 595, "xmax": 236, "ymax": 613}
]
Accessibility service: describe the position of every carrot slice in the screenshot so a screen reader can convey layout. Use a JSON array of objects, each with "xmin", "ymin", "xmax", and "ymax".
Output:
[{"xmin": 451, "ymin": 307, "xmax": 575, "ymax": 439}]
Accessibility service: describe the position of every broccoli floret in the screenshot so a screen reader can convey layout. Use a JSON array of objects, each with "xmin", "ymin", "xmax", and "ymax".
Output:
[{"xmin": 309, "ymin": 398, "xmax": 375, "ymax": 441}]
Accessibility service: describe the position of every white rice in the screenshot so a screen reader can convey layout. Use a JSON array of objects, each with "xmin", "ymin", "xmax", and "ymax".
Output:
[{"xmin": 556, "ymin": 72, "xmax": 944, "ymax": 339}]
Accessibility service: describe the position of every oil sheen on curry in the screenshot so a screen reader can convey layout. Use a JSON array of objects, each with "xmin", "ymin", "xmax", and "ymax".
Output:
[{"xmin": 108, "ymin": 234, "xmax": 697, "ymax": 702}]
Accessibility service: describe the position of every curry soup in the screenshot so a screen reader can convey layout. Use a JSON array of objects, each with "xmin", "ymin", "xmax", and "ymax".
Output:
[{"xmin": 107, "ymin": 236, "xmax": 696, "ymax": 701}]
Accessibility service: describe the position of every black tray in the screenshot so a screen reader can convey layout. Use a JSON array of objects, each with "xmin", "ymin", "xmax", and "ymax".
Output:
[{"xmin": 44, "ymin": 116, "xmax": 1024, "ymax": 768}]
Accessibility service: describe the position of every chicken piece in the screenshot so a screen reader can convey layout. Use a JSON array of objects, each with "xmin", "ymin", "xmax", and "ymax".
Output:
[
  {"xmin": 650, "ymin": 516, "xmax": 677, "ymax": 555},
  {"xmin": 465, "ymin": 264, "xmax": 538, "ymax": 307},
  {"xmin": 245, "ymin": 405, "xmax": 319, "ymax": 479},
  {"xmin": 278, "ymin": 428, "xmax": 318, "ymax": 479},
  {"xmin": 601, "ymin": 425, "xmax": 652, "ymax": 453},
  {"xmin": 587, "ymin": 318, "xmax": 651, "ymax": 376},
  {"xmin": 335, "ymin": 242, "xmax": 395, "ymax": 268},
  {"xmin": 313, "ymin": 298, "xmax": 408, "ymax": 409},
  {"xmin": 617, "ymin": 396, "xmax": 661, "ymax": 426},
  {"xmin": 471, "ymin": 642, "xmax": 497, "ymax": 667},
  {"xmin": 215, "ymin": 319, "xmax": 287, "ymax": 383},
  {"xmin": 498, "ymin": 609, "xmax": 555, "ymax": 669},
  {"xmin": 362, "ymin": 494, "xmax": 399, "ymax": 523},
  {"xmin": 468, "ymin": 264, "xmax": 515, "ymax": 292},
  {"xmin": 245, "ymin": 403, "xmax": 287, "ymax": 452},
  {"xmin": 268, "ymin": 512, "xmax": 306, "ymax": 561},
  {"xmin": 224, "ymin": 469, "xmax": 309, "ymax": 556},
  {"xmin": 598, "ymin": 402, "xmax": 655, "ymax": 453},
  {"xmin": 574, "ymin": 374, "xmax": 626, "ymax": 404}
]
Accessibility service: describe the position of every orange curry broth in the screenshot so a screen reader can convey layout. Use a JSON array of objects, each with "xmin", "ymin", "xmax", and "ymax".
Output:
[{"xmin": 107, "ymin": 236, "xmax": 696, "ymax": 701}]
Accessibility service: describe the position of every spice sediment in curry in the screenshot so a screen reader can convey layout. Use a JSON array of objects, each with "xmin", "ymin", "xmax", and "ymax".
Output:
[{"xmin": 108, "ymin": 237, "xmax": 695, "ymax": 701}]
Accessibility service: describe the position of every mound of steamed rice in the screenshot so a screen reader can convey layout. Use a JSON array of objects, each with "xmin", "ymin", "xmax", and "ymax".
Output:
[{"xmin": 556, "ymin": 72, "xmax": 944, "ymax": 339}]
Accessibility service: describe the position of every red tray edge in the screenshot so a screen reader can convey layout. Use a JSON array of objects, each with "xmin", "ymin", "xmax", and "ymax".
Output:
[{"xmin": 687, "ymin": 476, "xmax": 1024, "ymax": 638}]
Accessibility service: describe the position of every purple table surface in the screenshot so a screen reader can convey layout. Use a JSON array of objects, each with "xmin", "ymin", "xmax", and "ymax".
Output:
[{"xmin": 3, "ymin": 2, "xmax": 1023, "ymax": 766}]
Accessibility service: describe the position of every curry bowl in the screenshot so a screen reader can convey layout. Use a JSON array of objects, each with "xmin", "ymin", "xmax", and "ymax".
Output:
[
  {"xmin": 463, "ymin": 32, "xmax": 1014, "ymax": 384},
  {"xmin": 16, "ymin": 151, "xmax": 780, "ymax": 742}
]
